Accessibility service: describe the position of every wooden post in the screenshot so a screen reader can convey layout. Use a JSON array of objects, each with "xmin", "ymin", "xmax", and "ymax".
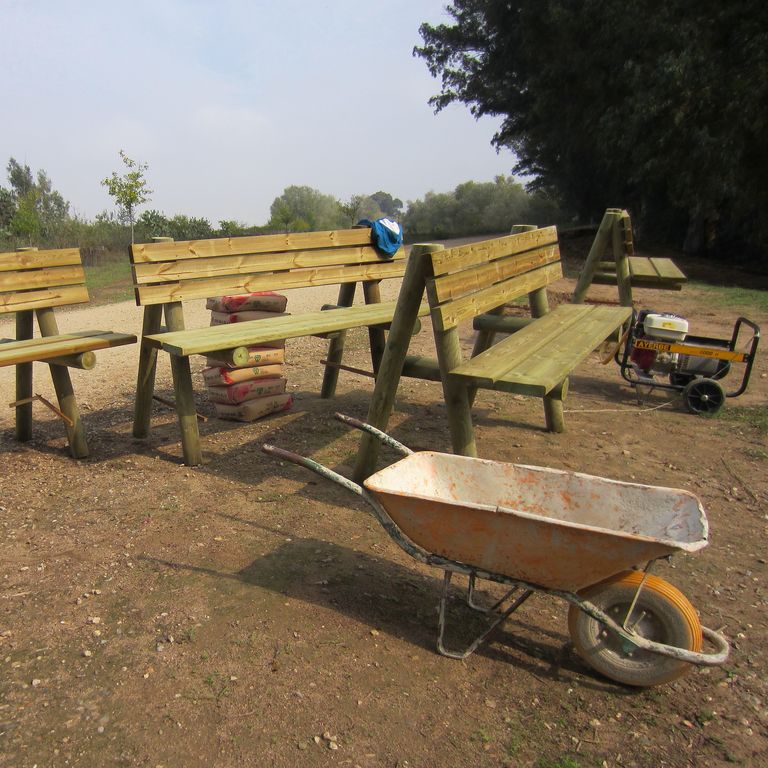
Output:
[
  {"xmin": 320, "ymin": 282, "xmax": 357, "ymax": 398},
  {"xmin": 468, "ymin": 224, "xmax": 539, "ymax": 407},
  {"xmin": 435, "ymin": 324, "xmax": 477, "ymax": 457},
  {"xmin": 353, "ymin": 244, "xmax": 440, "ymax": 481},
  {"xmin": 164, "ymin": 301, "xmax": 203, "ymax": 465},
  {"xmin": 363, "ymin": 280, "xmax": 386, "ymax": 374},
  {"xmin": 613, "ymin": 210, "xmax": 634, "ymax": 308},
  {"xmin": 132, "ymin": 236, "xmax": 174, "ymax": 439},
  {"xmin": 36, "ymin": 307, "xmax": 89, "ymax": 458},
  {"xmin": 14, "ymin": 310, "xmax": 34, "ymax": 442},
  {"xmin": 48, "ymin": 351, "xmax": 97, "ymax": 370},
  {"xmin": 572, "ymin": 209, "xmax": 621, "ymax": 304},
  {"xmin": 133, "ymin": 304, "xmax": 163, "ymax": 438}
]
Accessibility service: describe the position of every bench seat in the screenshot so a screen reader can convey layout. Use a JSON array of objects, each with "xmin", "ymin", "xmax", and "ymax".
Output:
[
  {"xmin": 592, "ymin": 256, "xmax": 686, "ymax": 290},
  {"xmin": 143, "ymin": 301, "xmax": 430, "ymax": 357},
  {"xmin": 0, "ymin": 330, "xmax": 136, "ymax": 367},
  {"xmin": 449, "ymin": 304, "xmax": 631, "ymax": 396}
]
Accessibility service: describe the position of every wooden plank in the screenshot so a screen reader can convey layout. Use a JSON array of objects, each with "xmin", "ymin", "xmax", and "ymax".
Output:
[
  {"xmin": 0, "ymin": 248, "xmax": 82, "ymax": 272},
  {"xmin": 130, "ymin": 228, "xmax": 381, "ymax": 264},
  {"xmin": 132, "ymin": 244, "xmax": 401, "ymax": 285},
  {"xmin": 0, "ymin": 264, "xmax": 86, "ymax": 292},
  {"xmin": 430, "ymin": 246, "xmax": 560, "ymax": 304},
  {"xmin": 135, "ymin": 259, "xmax": 408, "ymax": 305},
  {"xmin": 451, "ymin": 305, "xmax": 594, "ymax": 382},
  {"xmin": 144, "ymin": 301, "xmax": 430, "ymax": 356},
  {"xmin": 450, "ymin": 305, "xmax": 631, "ymax": 394},
  {"xmin": 430, "ymin": 226, "xmax": 558, "ymax": 276},
  {"xmin": 429, "ymin": 261, "xmax": 563, "ymax": 331},
  {"xmin": 0, "ymin": 285, "xmax": 90, "ymax": 313},
  {"xmin": 647, "ymin": 257, "xmax": 686, "ymax": 281},
  {"xmin": 0, "ymin": 330, "xmax": 136, "ymax": 367}
]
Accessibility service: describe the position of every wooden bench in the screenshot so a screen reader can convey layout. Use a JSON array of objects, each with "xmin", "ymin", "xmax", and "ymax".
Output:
[
  {"xmin": 129, "ymin": 228, "xmax": 428, "ymax": 465},
  {"xmin": 353, "ymin": 226, "xmax": 632, "ymax": 479},
  {"xmin": 573, "ymin": 208, "xmax": 686, "ymax": 304},
  {"xmin": 0, "ymin": 247, "xmax": 136, "ymax": 457}
]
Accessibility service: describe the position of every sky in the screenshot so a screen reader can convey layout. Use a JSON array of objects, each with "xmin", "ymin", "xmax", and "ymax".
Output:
[{"xmin": 0, "ymin": 0, "xmax": 516, "ymax": 226}]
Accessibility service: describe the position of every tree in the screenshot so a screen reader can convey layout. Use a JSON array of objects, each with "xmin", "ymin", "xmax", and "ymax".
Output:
[
  {"xmin": 3, "ymin": 159, "xmax": 70, "ymax": 245},
  {"xmin": 267, "ymin": 186, "xmax": 344, "ymax": 232},
  {"xmin": 415, "ymin": 0, "xmax": 768, "ymax": 259},
  {"xmin": 102, "ymin": 150, "xmax": 152, "ymax": 243},
  {"xmin": 369, "ymin": 191, "xmax": 403, "ymax": 219}
]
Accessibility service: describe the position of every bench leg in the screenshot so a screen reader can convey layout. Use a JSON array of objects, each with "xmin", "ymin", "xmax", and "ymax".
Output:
[
  {"xmin": 354, "ymin": 245, "xmax": 439, "ymax": 481},
  {"xmin": 436, "ymin": 327, "xmax": 477, "ymax": 458},
  {"xmin": 321, "ymin": 282, "xmax": 356, "ymax": 398},
  {"xmin": 543, "ymin": 379, "xmax": 568, "ymax": 433},
  {"xmin": 133, "ymin": 305, "xmax": 163, "ymax": 438},
  {"xmin": 169, "ymin": 355, "xmax": 203, "ymax": 465},
  {"xmin": 164, "ymin": 302, "xmax": 203, "ymax": 466},
  {"xmin": 363, "ymin": 280, "xmax": 386, "ymax": 374},
  {"xmin": 15, "ymin": 311, "xmax": 34, "ymax": 442},
  {"xmin": 36, "ymin": 308, "xmax": 88, "ymax": 458}
]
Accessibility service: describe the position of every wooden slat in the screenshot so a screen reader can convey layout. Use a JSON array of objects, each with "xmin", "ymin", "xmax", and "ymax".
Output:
[
  {"xmin": 452, "ymin": 305, "xmax": 594, "ymax": 382},
  {"xmin": 0, "ymin": 264, "xmax": 86, "ymax": 292},
  {"xmin": 429, "ymin": 262, "xmax": 563, "ymax": 331},
  {"xmin": 450, "ymin": 305, "xmax": 631, "ymax": 395},
  {"xmin": 130, "ymin": 228, "xmax": 378, "ymax": 264},
  {"xmin": 0, "ymin": 248, "xmax": 82, "ymax": 272},
  {"xmin": 0, "ymin": 330, "xmax": 136, "ymax": 366},
  {"xmin": 646, "ymin": 257, "xmax": 686, "ymax": 282},
  {"xmin": 429, "ymin": 245, "xmax": 560, "ymax": 304},
  {"xmin": 143, "ymin": 301, "xmax": 431, "ymax": 357},
  {"xmin": 132, "ymin": 244, "xmax": 401, "ymax": 285},
  {"xmin": 0, "ymin": 285, "xmax": 90, "ymax": 313},
  {"xmin": 135, "ymin": 259, "xmax": 408, "ymax": 306},
  {"xmin": 430, "ymin": 227, "xmax": 558, "ymax": 276}
]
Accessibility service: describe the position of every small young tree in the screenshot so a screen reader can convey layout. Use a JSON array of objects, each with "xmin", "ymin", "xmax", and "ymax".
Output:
[{"xmin": 101, "ymin": 150, "xmax": 152, "ymax": 243}]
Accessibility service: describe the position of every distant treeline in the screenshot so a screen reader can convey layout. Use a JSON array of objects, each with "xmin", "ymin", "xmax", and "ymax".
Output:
[{"xmin": 0, "ymin": 158, "xmax": 567, "ymax": 253}]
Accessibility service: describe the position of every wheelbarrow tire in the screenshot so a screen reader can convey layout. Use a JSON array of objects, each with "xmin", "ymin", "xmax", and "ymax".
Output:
[{"xmin": 568, "ymin": 570, "xmax": 703, "ymax": 687}]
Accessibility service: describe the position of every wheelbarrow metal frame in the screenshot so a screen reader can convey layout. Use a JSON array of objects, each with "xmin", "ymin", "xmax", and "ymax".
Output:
[{"xmin": 262, "ymin": 414, "xmax": 729, "ymax": 670}]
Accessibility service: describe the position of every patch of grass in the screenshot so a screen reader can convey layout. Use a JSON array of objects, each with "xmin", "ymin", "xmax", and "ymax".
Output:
[
  {"xmin": 689, "ymin": 282, "xmax": 768, "ymax": 313},
  {"xmin": 535, "ymin": 758, "xmax": 583, "ymax": 768},
  {"xmin": 84, "ymin": 259, "xmax": 134, "ymax": 304},
  {"xmin": 717, "ymin": 404, "xmax": 768, "ymax": 433}
]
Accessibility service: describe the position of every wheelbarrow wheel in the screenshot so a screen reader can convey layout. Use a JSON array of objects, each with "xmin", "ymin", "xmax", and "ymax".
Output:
[{"xmin": 568, "ymin": 570, "xmax": 703, "ymax": 687}]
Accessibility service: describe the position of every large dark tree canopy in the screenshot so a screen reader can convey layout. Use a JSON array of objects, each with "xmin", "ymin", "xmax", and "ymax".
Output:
[{"xmin": 416, "ymin": 0, "xmax": 768, "ymax": 259}]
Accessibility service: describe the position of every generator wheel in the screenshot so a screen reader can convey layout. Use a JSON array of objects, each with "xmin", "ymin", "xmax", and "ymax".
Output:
[
  {"xmin": 568, "ymin": 571, "xmax": 702, "ymax": 687},
  {"xmin": 683, "ymin": 378, "xmax": 725, "ymax": 415}
]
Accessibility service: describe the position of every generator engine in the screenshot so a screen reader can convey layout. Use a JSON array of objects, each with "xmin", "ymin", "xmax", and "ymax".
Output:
[{"xmin": 629, "ymin": 310, "xmax": 688, "ymax": 378}]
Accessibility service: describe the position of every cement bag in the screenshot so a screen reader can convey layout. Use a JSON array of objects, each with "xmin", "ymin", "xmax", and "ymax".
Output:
[
  {"xmin": 206, "ymin": 346, "xmax": 285, "ymax": 369},
  {"xmin": 213, "ymin": 393, "xmax": 293, "ymax": 422},
  {"xmin": 207, "ymin": 377, "xmax": 287, "ymax": 404},
  {"xmin": 206, "ymin": 293, "xmax": 288, "ymax": 313},
  {"xmin": 203, "ymin": 364, "xmax": 283, "ymax": 386},
  {"xmin": 209, "ymin": 310, "xmax": 289, "ymax": 326}
]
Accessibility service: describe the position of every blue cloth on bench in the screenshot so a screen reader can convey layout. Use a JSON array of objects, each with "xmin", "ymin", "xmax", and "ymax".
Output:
[{"xmin": 357, "ymin": 217, "xmax": 403, "ymax": 258}]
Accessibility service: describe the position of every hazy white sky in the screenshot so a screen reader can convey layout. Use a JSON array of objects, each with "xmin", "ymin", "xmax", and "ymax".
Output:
[{"xmin": 1, "ymin": 0, "xmax": 515, "ymax": 226}]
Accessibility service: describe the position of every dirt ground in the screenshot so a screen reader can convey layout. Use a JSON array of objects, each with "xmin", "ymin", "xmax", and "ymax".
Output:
[{"xmin": 1, "ymin": 240, "xmax": 766, "ymax": 768}]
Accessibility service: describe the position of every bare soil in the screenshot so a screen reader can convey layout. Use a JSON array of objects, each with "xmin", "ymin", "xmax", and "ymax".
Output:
[{"xmin": 1, "ymin": 240, "xmax": 766, "ymax": 768}]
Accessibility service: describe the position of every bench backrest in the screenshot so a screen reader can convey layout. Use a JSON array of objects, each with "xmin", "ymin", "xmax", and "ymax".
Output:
[
  {"xmin": 130, "ymin": 228, "xmax": 407, "ymax": 306},
  {"xmin": 0, "ymin": 248, "xmax": 89, "ymax": 314},
  {"xmin": 424, "ymin": 226, "xmax": 561, "ymax": 330}
]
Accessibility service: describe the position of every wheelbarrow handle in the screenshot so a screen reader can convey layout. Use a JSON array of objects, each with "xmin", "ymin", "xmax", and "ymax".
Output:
[
  {"xmin": 333, "ymin": 412, "xmax": 413, "ymax": 456},
  {"xmin": 262, "ymin": 443, "xmax": 367, "ymax": 498}
]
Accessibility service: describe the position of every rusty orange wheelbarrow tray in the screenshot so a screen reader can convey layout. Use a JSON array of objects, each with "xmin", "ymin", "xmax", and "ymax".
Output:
[{"xmin": 263, "ymin": 413, "xmax": 729, "ymax": 687}]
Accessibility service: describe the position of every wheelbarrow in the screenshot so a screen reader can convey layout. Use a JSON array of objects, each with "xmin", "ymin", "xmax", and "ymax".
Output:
[{"xmin": 262, "ymin": 414, "xmax": 730, "ymax": 687}]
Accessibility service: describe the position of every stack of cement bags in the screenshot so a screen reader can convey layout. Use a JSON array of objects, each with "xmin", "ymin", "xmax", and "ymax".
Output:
[{"xmin": 202, "ymin": 293, "xmax": 293, "ymax": 421}]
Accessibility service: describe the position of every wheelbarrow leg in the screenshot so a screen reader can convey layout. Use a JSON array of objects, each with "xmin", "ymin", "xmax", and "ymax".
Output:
[
  {"xmin": 466, "ymin": 572, "xmax": 522, "ymax": 614},
  {"xmin": 436, "ymin": 571, "xmax": 534, "ymax": 660}
]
